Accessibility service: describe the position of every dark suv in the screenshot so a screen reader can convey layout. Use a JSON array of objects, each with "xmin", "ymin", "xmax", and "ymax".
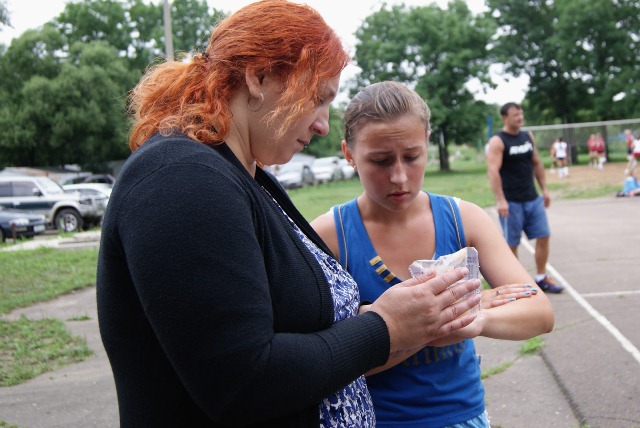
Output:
[{"xmin": 0, "ymin": 176, "xmax": 103, "ymax": 232}]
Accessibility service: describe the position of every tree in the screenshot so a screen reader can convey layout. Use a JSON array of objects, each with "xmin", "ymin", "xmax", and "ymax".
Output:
[
  {"xmin": 352, "ymin": 1, "xmax": 495, "ymax": 170},
  {"xmin": 0, "ymin": 0, "xmax": 229, "ymax": 168},
  {"xmin": 0, "ymin": 26, "xmax": 67, "ymax": 166},
  {"xmin": 54, "ymin": 0, "xmax": 225, "ymax": 74},
  {"xmin": 170, "ymin": 0, "xmax": 225, "ymax": 55},
  {"xmin": 56, "ymin": 0, "xmax": 132, "ymax": 54},
  {"xmin": 307, "ymin": 104, "xmax": 345, "ymax": 158},
  {"xmin": 0, "ymin": 35, "xmax": 134, "ymax": 167},
  {"xmin": 0, "ymin": 0, "xmax": 9, "ymax": 27},
  {"xmin": 485, "ymin": 0, "xmax": 640, "ymax": 123},
  {"xmin": 0, "ymin": 25, "xmax": 65, "ymax": 98}
]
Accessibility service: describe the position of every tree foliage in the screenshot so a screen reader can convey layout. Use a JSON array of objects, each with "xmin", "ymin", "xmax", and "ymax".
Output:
[
  {"xmin": 307, "ymin": 104, "xmax": 345, "ymax": 158},
  {"xmin": 0, "ymin": 41, "xmax": 135, "ymax": 167},
  {"xmin": 486, "ymin": 0, "xmax": 640, "ymax": 123},
  {"xmin": 351, "ymin": 1, "xmax": 495, "ymax": 169},
  {"xmin": 1, "ymin": 0, "xmax": 639, "ymax": 171},
  {"xmin": 0, "ymin": 0, "xmax": 9, "ymax": 27},
  {"xmin": 0, "ymin": 0, "xmax": 226, "ymax": 169},
  {"xmin": 53, "ymin": 0, "xmax": 224, "ymax": 73}
]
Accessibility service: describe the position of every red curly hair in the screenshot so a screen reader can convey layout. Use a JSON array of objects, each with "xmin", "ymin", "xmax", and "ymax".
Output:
[{"xmin": 128, "ymin": 0, "xmax": 350, "ymax": 151}]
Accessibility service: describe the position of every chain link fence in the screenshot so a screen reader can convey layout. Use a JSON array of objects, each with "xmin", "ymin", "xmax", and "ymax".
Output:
[{"xmin": 525, "ymin": 118, "xmax": 640, "ymax": 164}]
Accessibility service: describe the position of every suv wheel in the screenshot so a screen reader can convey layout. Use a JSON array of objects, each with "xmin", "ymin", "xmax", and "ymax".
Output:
[{"xmin": 54, "ymin": 209, "xmax": 83, "ymax": 233}]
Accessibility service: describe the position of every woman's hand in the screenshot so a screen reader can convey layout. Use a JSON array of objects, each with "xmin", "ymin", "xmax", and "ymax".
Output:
[
  {"xmin": 368, "ymin": 267, "xmax": 482, "ymax": 356},
  {"xmin": 482, "ymin": 284, "xmax": 538, "ymax": 309},
  {"xmin": 428, "ymin": 308, "xmax": 486, "ymax": 345}
]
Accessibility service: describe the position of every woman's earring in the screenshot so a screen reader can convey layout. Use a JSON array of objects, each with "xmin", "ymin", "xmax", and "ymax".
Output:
[{"xmin": 248, "ymin": 93, "xmax": 264, "ymax": 112}]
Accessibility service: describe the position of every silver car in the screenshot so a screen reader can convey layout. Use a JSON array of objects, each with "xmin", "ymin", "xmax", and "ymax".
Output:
[
  {"xmin": 63, "ymin": 183, "xmax": 111, "ymax": 226},
  {"xmin": 272, "ymin": 162, "xmax": 316, "ymax": 189},
  {"xmin": 0, "ymin": 176, "xmax": 100, "ymax": 232},
  {"xmin": 311, "ymin": 156, "xmax": 343, "ymax": 183}
]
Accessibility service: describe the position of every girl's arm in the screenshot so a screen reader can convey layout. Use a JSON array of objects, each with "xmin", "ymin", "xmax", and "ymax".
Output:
[{"xmin": 460, "ymin": 200, "xmax": 555, "ymax": 340}]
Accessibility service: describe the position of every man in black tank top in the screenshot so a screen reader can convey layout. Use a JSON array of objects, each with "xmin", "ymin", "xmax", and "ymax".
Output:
[{"xmin": 486, "ymin": 102, "xmax": 563, "ymax": 293}]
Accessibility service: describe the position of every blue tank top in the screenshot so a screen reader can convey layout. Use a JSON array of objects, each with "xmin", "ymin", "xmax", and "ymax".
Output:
[{"xmin": 332, "ymin": 193, "xmax": 485, "ymax": 428}]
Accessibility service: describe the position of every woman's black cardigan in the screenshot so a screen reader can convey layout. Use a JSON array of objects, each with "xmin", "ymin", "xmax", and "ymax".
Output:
[{"xmin": 97, "ymin": 133, "xmax": 390, "ymax": 427}]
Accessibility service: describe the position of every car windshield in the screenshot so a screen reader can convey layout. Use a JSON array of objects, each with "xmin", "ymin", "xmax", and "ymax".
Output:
[{"xmin": 35, "ymin": 177, "xmax": 64, "ymax": 195}]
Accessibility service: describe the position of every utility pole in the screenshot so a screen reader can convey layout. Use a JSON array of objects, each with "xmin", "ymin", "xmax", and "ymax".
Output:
[{"xmin": 163, "ymin": 0, "xmax": 174, "ymax": 61}]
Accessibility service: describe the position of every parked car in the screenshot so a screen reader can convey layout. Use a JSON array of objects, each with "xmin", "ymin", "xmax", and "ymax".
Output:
[
  {"xmin": 62, "ymin": 174, "xmax": 116, "ymax": 187},
  {"xmin": 0, "ymin": 176, "xmax": 103, "ymax": 232},
  {"xmin": 0, "ymin": 206, "xmax": 46, "ymax": 243},
  {"xmin": 337, "ymin": 158, "xmax": 357, "ymax": 180},
  {"xmin": 311, "ymin": 156, "xmax": 343, "ymax": 183},
  {"xmin": 272, "ymin": 162, "xmax": 316, "ymax": 189},
  {"xmin": 63, "ymin": 183, "xmax": 111, "ymax": 204},
  {"xmin": 63, "ymin": 183, "xmax": 112, "ymax": 226}
]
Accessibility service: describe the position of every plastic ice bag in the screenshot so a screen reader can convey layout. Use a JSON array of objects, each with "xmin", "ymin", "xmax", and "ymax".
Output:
[{"xmin": 408, "ymin": 247, "xmax": 482, "ymax": 317}]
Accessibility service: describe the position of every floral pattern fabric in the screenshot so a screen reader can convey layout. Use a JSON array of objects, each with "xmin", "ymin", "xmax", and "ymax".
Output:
[{"xmin": 276, "ymin": 201, "xmax": 375, "ymax": 428}]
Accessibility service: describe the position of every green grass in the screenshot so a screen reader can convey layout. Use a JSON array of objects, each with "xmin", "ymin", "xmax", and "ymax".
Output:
[
  {"xmin": 422, "ymin": 164, "xmax": 496, "ymax": 207},
  {"xmin": 0, "ymin": 316, "xmax": 93, "ymax": 386},
  {"xmin": 67, "ymin": 314, "xmax": 92, "ymax": 321},
  {"xmin": 0, "ymin": 247, "xmax": 99, "ymax": 314},
  {"xmin": 290, "ymin": 164, "xmax": 495, "ymax": 221},
  {"xmin": 547, "ymin": 180, "xmax": 620, "ymax": 200},
  {"xmin": 519, "ymin": 336, "xmax": 544, "ymax": 355},
  {"xmin": 480, "ymin": 336, "xmax": 546, "ymax": 381},
  {"xmin": 481, "ymin": 360, "xmax": 513, "ymax": 379},
  {"xmin": 287, "ymin": 178, "xmax": 364, "ymax": 220},
  {"xmin": 0, "ymin": 247, "xmax": 98, "ymax": 386}
]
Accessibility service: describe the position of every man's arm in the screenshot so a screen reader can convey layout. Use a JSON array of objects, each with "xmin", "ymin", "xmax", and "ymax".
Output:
[
  {"xmin": 486, "ymin": 135, "xmax": 508, "ymax": 218},
  {"xmin": 529, "ymin": 131, "xmax": 550, "ymax": 208}
]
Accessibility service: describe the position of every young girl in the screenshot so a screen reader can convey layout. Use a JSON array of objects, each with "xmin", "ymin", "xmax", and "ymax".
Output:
[{"xmin": 312, "ymin": 81, "xmax": 554, "ymax": 428}]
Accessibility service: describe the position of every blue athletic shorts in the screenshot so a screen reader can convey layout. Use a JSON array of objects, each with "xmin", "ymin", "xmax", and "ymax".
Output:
[{"xmin": 499, "ymin": 196, "xmax": 550, "ymax": 247}]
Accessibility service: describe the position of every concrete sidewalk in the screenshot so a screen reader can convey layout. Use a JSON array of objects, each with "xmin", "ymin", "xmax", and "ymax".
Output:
[
  {"xmin": 1, "ymin": 286, "xmax": 118, "ymax": 428},
  {"xmin": 481, "ymin": 195, "xmax": 640, "ymax": 428},
  {"xmin": 0, "ymin": 230, "xmax": 101, "ymax": 252}
]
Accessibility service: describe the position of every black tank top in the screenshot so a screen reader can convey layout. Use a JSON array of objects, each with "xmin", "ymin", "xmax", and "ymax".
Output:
[{"xmin": 498, "ymin": 130, "xmax": 538, "ymax": 202}]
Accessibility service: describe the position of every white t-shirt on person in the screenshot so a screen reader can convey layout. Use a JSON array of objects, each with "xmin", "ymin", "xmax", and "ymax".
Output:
[{"xmin": 552, "ymin": 141, "xmax": 568, "ymax": 158}]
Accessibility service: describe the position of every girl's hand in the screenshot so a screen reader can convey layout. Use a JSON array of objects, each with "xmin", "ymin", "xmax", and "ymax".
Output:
[{"xmin": 482, "ymin": 283, "xmax": 538, "ymax": 309}]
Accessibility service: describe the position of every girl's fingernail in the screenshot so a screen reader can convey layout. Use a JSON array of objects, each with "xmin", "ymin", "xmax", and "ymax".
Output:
[
  {"xmin": 524, "ymin": 291, "xmax": 531, "ymax": 295},
  {"xmin": 525, "ymin": 284, "xmax": 533, "ymax": 288},
  {"xmin": 508, "ymin": 298, "xmax": 516, "ymax": 302},
  {"xmin": 531, "ymin": 289, "xmax": 538, "ymax": 294}
]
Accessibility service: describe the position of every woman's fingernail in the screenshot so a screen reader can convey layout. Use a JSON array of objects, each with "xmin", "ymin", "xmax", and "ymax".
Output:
[
  {"xmin": 525, "ymin": 284, "xmax": 533, "ymax": 288},
  {"xmin": 524, "ymin": 291, "xmax": 531, "ymax": 295},
  {"xmin": 508, "ymin": 298, "xmax": 516, "ymax": 302},
  {"xmin": 531, "ymin": 289, "xmax": 538, "ymax": 294}
]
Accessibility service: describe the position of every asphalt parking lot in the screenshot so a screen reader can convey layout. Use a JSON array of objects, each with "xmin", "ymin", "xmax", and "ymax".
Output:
[{"xmin": 481, "ymin": 196, "xmax": 640, "ymax": 428}]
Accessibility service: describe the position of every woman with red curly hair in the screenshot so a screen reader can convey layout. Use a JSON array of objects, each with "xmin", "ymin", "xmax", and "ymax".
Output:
[{"xmin": 97, "ymin": 1, "xmax": 481, "ymax": 427}]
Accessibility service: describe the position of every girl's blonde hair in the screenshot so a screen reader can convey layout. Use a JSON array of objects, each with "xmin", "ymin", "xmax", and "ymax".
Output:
[{"xmin": 343, "ymin": 81, "xmax": 431, "ymax": 147}]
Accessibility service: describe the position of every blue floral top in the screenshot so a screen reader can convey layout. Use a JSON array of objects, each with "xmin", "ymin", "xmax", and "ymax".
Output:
[{"xmin": 276, "ymin": 202, "xmax": 375, "ymax": 427}]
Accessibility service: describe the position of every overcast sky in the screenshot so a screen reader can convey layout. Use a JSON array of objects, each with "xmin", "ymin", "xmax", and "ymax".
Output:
[{"xmin": 0, "ymin": 0, "xmax": 528, "ymax": 105}]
